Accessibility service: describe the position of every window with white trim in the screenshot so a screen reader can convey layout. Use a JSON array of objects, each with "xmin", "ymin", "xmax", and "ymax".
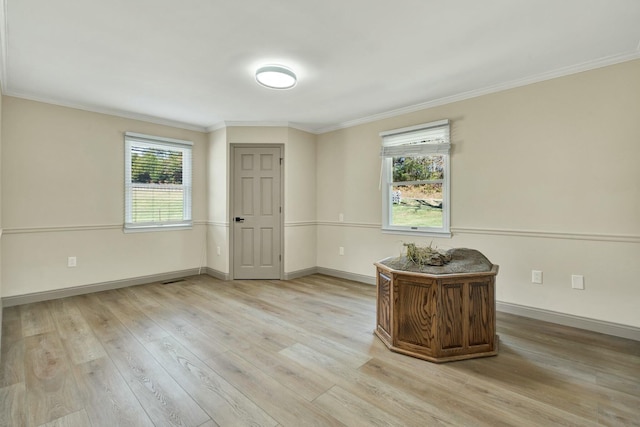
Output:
[
  {"xmin": 124, "ymin": 132, "xmax": 192, "ymax": 231},
  {"xmin": 380, "ymin": 119, "xmax": 451, "ymax": 236}
]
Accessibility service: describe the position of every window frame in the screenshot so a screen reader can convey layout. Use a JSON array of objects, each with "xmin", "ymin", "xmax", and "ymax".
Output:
[
  {"xmin": 124, "ymin": 132, "xmax": 193, "ymax": 232},
  {"xmin": 380, "ymin": 120, "xmax": 451, "ymax": 237}
]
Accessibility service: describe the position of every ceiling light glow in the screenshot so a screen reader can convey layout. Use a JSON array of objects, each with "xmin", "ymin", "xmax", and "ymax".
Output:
[{"xmin": 255, "ymin": 65, "xmax": 297, "ymax": 89}]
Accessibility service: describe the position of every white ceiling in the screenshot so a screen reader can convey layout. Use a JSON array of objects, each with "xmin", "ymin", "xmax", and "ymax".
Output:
[{"xmin": 3, "ymin": 0, "xmax": 640, "ymax": 133}]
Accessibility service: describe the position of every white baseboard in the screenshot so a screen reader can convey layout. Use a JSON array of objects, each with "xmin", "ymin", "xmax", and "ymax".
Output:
[
  {"xmin": 496, "ymin": 301, "xmax": 640, "ymax": 341},
  {"xmin": 284, "ymin": 267, "xmax": 319, "ymax": 280},
  {"xmin": 204, "ymin": 267, "xmax": 230, "ymax": 281},
  {"xmin": 316, "ymin": 267, "xmax": 376, "ymax": 285},
  {"xmin": 2, "ymin": 269, "xmax": 202, "ymax": 307}
]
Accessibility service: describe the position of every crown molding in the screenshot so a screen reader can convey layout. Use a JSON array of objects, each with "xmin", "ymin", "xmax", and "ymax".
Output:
[
  {"xmin": 205, "ymin": 120, "xmax": 318, "ymax": 134},
  {"xmin": 206, "ymin": 121, "xmax": 227, "ymax": 132},
  {"xmin": 224, "ymin": 120, "xmax": 290, "ymax": 128},
  {"xmin": 316, "ymin": 52, "xmax": 640, "ymax": 134},
  {"xmin": 205, "ymin": 121, "xmax": 318, "ymax": 135},
  {"xmin": 285, "ymin": 122, "xmax": 319, "ymax": 134},
  {"xmin": 3, "ymin": 90, "xmax": 209, "ymax": 132}
]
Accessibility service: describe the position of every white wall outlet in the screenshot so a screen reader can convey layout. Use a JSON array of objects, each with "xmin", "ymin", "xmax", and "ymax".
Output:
[
  {"xmin": 531, "ymin": 270, "xmax": 543, "ymax": 284},
  {"xmin": 67, "ymin": 256, "xmax": 77, "ymax": 268},
  {"xmin": 216, "ymin": 246, "xmax": 221, "ymax": 256},
  {"xmin": 339, "ymin": 213, "xmax": 344, "ymax": 222},
  {"xmin": 571, "ymin": 275, "xmax": 585, "ymax": 290},
  {"xmin": 339, "ymin": 246, "xmax": 345, "ymax": 256}
]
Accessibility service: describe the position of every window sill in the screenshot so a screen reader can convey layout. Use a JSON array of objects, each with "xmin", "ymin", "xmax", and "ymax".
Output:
[
  {"xmin": 123, "ymin": 222, "xmax": 193, "ymax": 233},
  {"xmin": 382, "ymin": 227, "xmax": 452, "ymax": 238}
]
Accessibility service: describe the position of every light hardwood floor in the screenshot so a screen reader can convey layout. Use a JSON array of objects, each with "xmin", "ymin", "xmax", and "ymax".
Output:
[{"xmin": 1, "ymin": 274, "xmax": 639, "ymax": 426}]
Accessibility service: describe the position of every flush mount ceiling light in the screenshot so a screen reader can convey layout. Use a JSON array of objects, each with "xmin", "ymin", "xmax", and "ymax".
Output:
[{"xmin": 255, "ymin": 64, "xmax": 297, "ymax": 89}]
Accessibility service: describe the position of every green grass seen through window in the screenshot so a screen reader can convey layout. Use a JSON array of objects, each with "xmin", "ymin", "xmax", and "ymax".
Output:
[{"xmin": 392, "ymin": 204, "xmax": 442, "ymax": 228}]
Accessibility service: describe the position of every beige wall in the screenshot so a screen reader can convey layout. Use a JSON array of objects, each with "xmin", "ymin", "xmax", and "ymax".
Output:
[
  {"xmin": 218, "ymin": 126, "xmax": 318, "ymax": 276},
  {"xmin": 2, "ymin": 60, "xmax": 638, "ymax": 330},
  {"xmin": 1, "ymin": 97, "xmax": 208, "ymax": 297},
  {"xmin": 206, "ymin": 127, "xmax": 229, "ymax": 274},
  {"xmin": 284, "ymin": 128, "xmax": 317, "ymax": 273},
  {"xmin": 0, "ymin": 102, "xmax": 318, "ymax": 295},
  {"xmin": 317, "ymin": 59, "xmax": 640, "ymax": 327},
  {"xmin": 0, "ymin": 87, "xmax": 3, "ymax": 343}
]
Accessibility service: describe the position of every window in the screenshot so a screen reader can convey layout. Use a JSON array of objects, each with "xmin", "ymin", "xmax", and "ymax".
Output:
[
  {"xmin": 380, "ymin": 119, "xmax": 451, "ymax": 236},
  {"xmin": 124, "ymin": 132, "xmax": 192, "ymax": 231}
]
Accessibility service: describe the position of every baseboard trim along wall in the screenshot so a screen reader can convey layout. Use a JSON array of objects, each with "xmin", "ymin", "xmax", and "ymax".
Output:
[
  {"xmin": 496, "ymin": 301, "xmax": 640, "ymax": 341},
  {"xmin": 284, "ymin": 267, "xmax": 319, "ymax": 280},
  {"xmin": 1, "ymin": 268, "xmax": 203, "ymax": 307},
  {"xmin": 205, "ymin": 267, "xmax": 231, "ymax": 281},
  {"xmin": 316, "ymin": 267, "xmax": 377, "ymax": 285},
  {"xmin": 2, "ymin": 266, "xmax": 637, "ymax": 342}
]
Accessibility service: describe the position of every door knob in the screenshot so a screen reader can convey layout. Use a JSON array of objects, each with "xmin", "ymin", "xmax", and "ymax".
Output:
[{"xmin": 235, "ymin": 217, "xmax": 245, "ymax": 222}]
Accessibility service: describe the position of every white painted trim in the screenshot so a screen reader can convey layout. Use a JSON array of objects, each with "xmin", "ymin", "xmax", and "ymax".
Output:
[
  {"xmin": 314, "ymin": 222, "xmax": 639, "ymax": 243},
  {"xmin": 1, "ymin": 269, "xmax": 203, "ymax": 307},
  {"xmin": 284, "ymin": 221, "xmax": 317, "ymax": 227},
  {"xmin": 284, "ymin": 267, "xmax": 319, "ymax": 280},
  {"xmin": 205, "ymin": 121, "xmax": 226, "ymax": 132},
  {"xmin": 224, "ymin": 120, "xmax": 291, "ymax": 128},
  {"xmin": 316, "ymin": 267, "xmax": 376, "ymax": 285},
  {"xmin": 206, "ymin": 121, "xmax": 318, "ymax": 134},
  {"xmin": 3, "ymin": 222, "xmax": 208, "ymax": 235},
  {"xmin": 206, "ymin": 221, "xmax": 230, "ymax": 227},
  {"xmin": 381, "ymin": 229, "xmax": 452, "ymax": 239},
  {"xmin": 4, "ymin": 222, "xmax": 634, "ymax": 243},
  {"xmin": 496, "ymin": 301, "xmax": 640, "ymax": 342},
  {"xmin": 316, "ymin": 221, "xmax": 381, "ymax": 229},
  {"xmin": 205, "ymin": 267, "xmax": 230, "ymax": 281},
  {"xmin": 316, "ymin": 52, "xmax": 640, "ymax": 134},
  {"xmin": 452, "ymin": 227, "xmax": 640, "ymax": 243},
  {"xmin": 3, "ymin": 224, "xmax": 123, "ymax": 234},
  {"xmin": 2, "ymin": 90, "xmax": 208, "ymax": 132},
  {"xmin": 122, "ymin": 223, "xmax": 193, "ymax": 233}
]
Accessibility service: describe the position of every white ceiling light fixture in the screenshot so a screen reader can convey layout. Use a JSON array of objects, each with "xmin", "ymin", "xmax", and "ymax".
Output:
[{"xmin": 255, "ymin": 64, "xmax": 297, "ymax": 89}]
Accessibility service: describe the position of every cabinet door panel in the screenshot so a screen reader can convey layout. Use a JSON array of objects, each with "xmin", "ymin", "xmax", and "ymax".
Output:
[
  {"xmin": 396, "ymin": 280, "xmax": 436, "ymax": 348},
  {"xmin": 469, "ymin": 281, "xmax": 494, "ymax": 347},
  {"xmin": 440, "ymin": 283, "xmax": 464, "ymax": 350},
  {"xmin": 377, "ymin": 271, "xmax": 392, "ymax": 337}
]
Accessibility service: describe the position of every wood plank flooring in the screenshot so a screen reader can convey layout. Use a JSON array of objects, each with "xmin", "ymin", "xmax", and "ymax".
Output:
[{"xmin": 1, "ymin": 274, "xmax": 639, "ymax": 426}]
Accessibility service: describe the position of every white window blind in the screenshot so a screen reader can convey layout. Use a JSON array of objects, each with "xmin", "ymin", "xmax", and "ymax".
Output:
[
  {"xmin": 380, "ymin": 119, "xmax": 450, "ymax": 157},
  {"xmin": 124, "ymin": 132, "xmax": 193, "ymax": 231}
]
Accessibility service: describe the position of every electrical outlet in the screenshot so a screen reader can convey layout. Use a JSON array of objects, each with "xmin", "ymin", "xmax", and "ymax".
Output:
[
  {"xmin": 571, "ymin": 275, "xmax": 585, "ymax": 290},
  {"xmin": 216, "ymin": 246, "xmax": 221, "ymax": 256},
  {"xmin": 339, "ymin": 246, "xmax": 344, "ymax": 256},
  {"xmin": 339, "ymin": 213, "xmax": 344, "ymax": 222},
  {"xmin": 68, "ymin": 256, "xmax": 77, "ymax": 268},
  {"xmin": 531, "ymin": 270, "xmax": 543, "ymax": 284}
]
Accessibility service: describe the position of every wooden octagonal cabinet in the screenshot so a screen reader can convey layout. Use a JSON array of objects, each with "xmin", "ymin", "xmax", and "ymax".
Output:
[{"xmin": 375, "ymin": 254, "xmax": 499, "ymax": 363}]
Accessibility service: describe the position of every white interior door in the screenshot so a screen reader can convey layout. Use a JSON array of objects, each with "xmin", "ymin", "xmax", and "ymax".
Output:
[{"xmin": 232, "ymin": 146, "xmax": 282, "ymax": 279}]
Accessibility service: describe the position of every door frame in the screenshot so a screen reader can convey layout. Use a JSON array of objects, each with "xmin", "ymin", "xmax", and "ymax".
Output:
[{"xmin": 229, "ymin": 143, "xmax": 285, "ymax": 280}]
